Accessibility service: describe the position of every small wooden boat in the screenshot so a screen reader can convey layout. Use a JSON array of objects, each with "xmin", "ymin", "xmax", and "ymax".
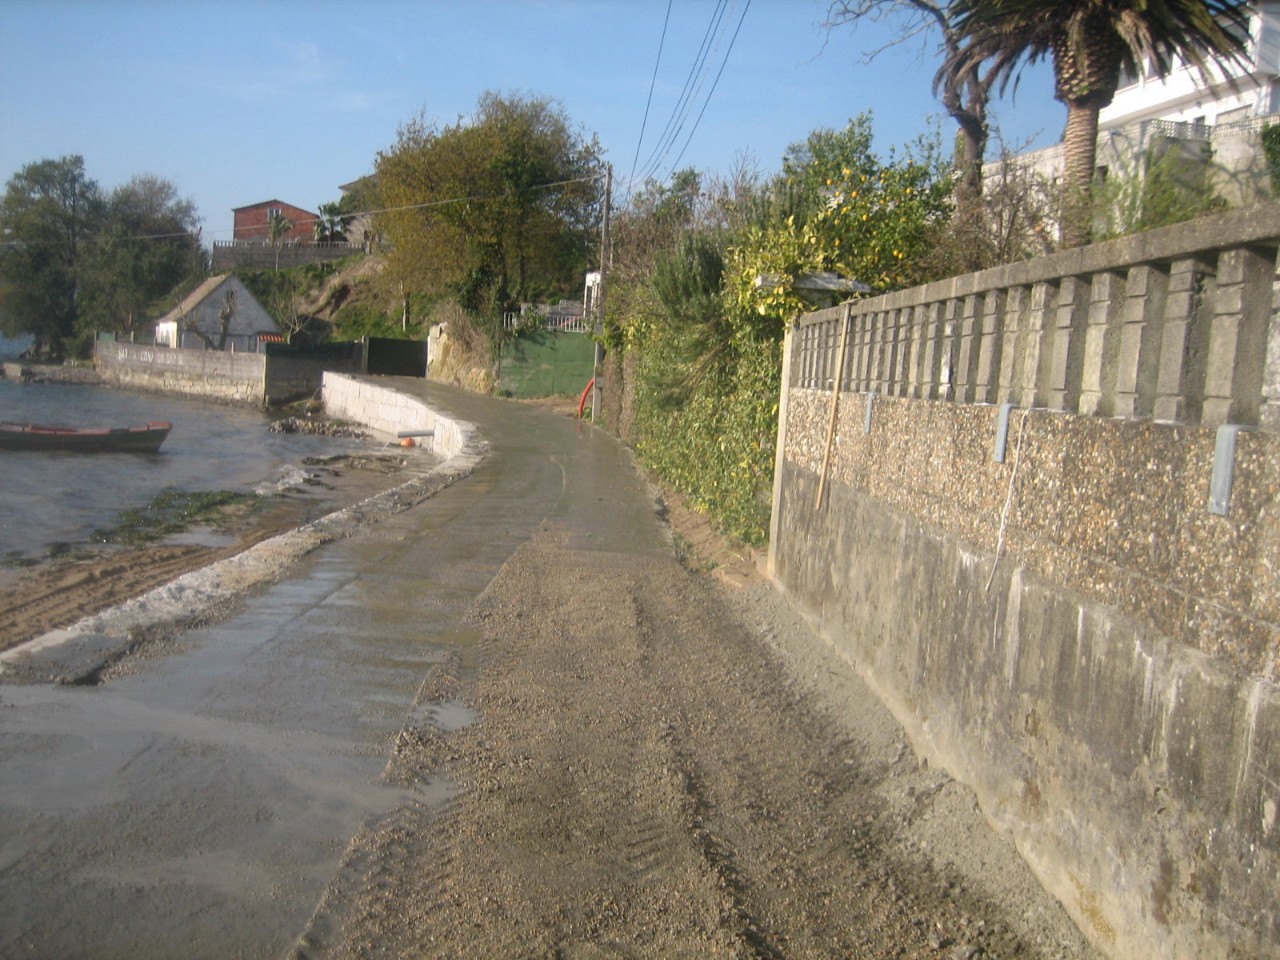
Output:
[{"xmin": 0, "ymin": 420, "xmax": 172, "ymax": 453}]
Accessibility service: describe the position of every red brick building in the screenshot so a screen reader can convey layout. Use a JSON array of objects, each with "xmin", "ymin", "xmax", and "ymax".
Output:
[{"xmin": 232, "ymin": 199, "xmax": 317, "ymax": 243}]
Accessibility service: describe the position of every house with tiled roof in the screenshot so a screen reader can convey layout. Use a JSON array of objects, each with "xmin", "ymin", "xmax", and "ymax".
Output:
[
  {"xmin": 232, "ymin": 199, "xmax": 316, "ymax": 243},
  {"xmin": 154, "ymin": 275, "xmax": 280, "ymax": 352}
]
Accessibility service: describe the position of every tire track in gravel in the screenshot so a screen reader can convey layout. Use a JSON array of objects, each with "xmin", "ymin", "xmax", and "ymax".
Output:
[{"xmin": 290, "ymin": 525, "xmax": 1095, "ymax": 959}]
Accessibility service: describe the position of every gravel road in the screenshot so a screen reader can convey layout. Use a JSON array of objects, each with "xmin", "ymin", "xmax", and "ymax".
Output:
[{"xmin": 291, "ymin": 520, "xmax": 1098, "ymax": 960}]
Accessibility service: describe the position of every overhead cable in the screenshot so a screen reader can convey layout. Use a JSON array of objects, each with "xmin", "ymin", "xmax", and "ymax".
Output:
[
  {"xmin": 630, "ymin": 0, "xmax": 733, "ymax": 188},
  {"xmin": 625, "ymin": 0, "xmax": 675, "ymax": 204},
  {"xmin": 665, "ymin": 0, "xmax": 752, "ymax": 177}
]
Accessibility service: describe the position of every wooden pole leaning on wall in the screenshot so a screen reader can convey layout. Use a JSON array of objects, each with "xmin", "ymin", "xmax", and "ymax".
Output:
[{"xmin": 816, "ymin": 303, "xmax": 853, "ymax": 511}]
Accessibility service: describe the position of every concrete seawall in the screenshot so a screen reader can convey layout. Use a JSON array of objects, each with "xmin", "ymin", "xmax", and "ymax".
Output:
[
  {"xmin": 320, "ymin": 373, "xmax": 478, "ymax": 461},
  {"xmin": 94, "ymin": 341, "xmax": 364, "ymax": 407},
  {"xmin": 95, "ymin": 341, "xmax": 266, "ymax": 405}
]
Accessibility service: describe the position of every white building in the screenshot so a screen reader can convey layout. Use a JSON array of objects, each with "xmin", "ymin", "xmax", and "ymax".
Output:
[{"xmin": 1005, "ymin": 2, "xmax": 1280, "ymax": 206}]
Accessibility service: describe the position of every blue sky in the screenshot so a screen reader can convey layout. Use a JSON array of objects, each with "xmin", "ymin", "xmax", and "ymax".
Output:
[{"xmin": 0, "ymin": 0, "xmax": 1058, "ymax": 242}]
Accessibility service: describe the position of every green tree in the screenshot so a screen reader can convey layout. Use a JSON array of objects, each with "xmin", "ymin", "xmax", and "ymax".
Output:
[
  {"xmin": 615, "ymin": 116, "xmax": 950, "ymax": 543},
  {"xmin": 0, "ymin": 155, "xmax": 103, "ymax": 356},
  {"xmin": 826, "ymin": 0, "xmax": 1001, "ymax": 230},
  {"xmin": 1091, "ymin": 142, "xmax": 1226, "ymax": 238},
  {"xmin": 946, "ymin": 0, "xmax": 1250, "ymax": 246},
  {"xmin": 313, "ymin": 201, "xmax": 349, "ymax": 242},
  {"xmin": 78, "ymin": 175, "xmax": 203, "ymax": 338},
  {"xmin": 375, "ymin": 92, "xmax": 603, "ymax": 333},
  {"xmin": 734, "ymin": 116, "xmax": 952, "ymax": 322}
]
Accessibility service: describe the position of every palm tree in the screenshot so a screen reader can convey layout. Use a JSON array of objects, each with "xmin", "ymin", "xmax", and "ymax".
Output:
[
  {"xmin": 266, "ymin": 210, "xmax": 293, "ymax": 270},
  {"xmin": 945, "ymin": 0, "xmax": 1250, "ymax": 246}
]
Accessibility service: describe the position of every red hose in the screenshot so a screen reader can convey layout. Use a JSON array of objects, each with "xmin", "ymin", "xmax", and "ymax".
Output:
[{"xmin": 577, "ymin": 377, "xmax": 596, "ymax": 419}]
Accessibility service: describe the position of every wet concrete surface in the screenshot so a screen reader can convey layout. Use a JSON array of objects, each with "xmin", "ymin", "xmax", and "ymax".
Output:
[{"xmin": 0, "ymin": 382, "xmax": 666, "ymax": 960}]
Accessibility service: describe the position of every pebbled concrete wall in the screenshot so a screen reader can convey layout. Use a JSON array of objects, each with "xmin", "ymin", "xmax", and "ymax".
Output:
[
  {"xmin": 771, "ymin": 393, "xmax": 1278, "ymax": 959},
  {"xmin": 770, "ymin": 204, "xmax": 1280, "ymax": 959}
]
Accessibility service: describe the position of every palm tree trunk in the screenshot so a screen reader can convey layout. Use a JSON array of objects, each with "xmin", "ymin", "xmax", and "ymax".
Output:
[{"xmin": 1060, "ymin": 100, "xmax": 1101, "ymax": 248}]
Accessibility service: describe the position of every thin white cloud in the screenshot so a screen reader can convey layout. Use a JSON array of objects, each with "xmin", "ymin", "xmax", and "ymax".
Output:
[
  {"xmin": 336, "ymin": 92, "xmax": 375, "ymax": 111},
  {"xmin": 183, "ymin": 37, "xmax": 333, "ymax": 105}
]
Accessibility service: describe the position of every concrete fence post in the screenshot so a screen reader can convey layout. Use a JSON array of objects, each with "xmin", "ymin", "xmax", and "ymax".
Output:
[
  {"xmin": 1080, "ymin": 270, "xmax": 1126, "ymax": 417},
  {"xmin": 889, "ymin": 307, "xmax": 911, "ymax": 396},
  {"xmin": 1050, "ymin": 276, "xmax": 1089, "ymax": 412},
  {"xmin": 955, "ymin": 294, "xmax": 982, "ymax": 403},
  {"xmin": 1154, "ymin": 256, "xmax": 1213, "ymax": 423},
  {"xmin": 995, "ymin": 285, "xmax": 1026, "ymax": 405},
  {"xmin": 977, "ymin": 288, "xmax": 1006, "ymax": 404},
  {"xmin": 920, "ymin": 301, "xmax": 946, "ymax": 400},
  {"xmin": 1265, "ymin": 247, "xmax": 1280, "ymax": 431},
  {"xmin": 1115, "ymin": 264, "xmax": 1169, "ymax": 419},
  {"xmin": 1203, "ymin": 245, "xmax": 1273, "ymax": 426},
  {"xmin": 905, "ymin": 303, "xmax": 924, "ymax": 398},
  {"xmin": 1026, "ymin": 281, "xmax": 1057, "ymax": 409}
]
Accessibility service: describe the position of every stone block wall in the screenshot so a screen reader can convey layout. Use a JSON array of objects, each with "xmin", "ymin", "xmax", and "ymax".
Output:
[{"xmin": 210, "ymin": 241, "xmax": 361, "ymax": 272}]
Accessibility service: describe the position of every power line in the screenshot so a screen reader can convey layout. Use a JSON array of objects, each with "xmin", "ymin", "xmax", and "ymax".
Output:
[
  {"xmin": 625, "ymin": 0, "xmax": 675, "ymax": 204},
  {"xmin": 665, "ymin": 0, "xmax": 752, "ymax": 177},
  {"xmin": 634, "ymin": 0, "xmax": 731, "ymax": 185},
  {"xmin": 631, "ymin": 0, "xmax": 732, "ymax": 188}
]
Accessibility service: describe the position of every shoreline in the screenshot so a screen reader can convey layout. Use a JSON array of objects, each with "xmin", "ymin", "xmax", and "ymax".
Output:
[
  {"xmin": 0, "ymin": 379, "xmax": 755, "ymax": 682},
  {"xmin": 1, "ymin": 360, "xmax": 103, "ymax": 386},
  {"xmin": 0, "ymin": 450, "xmax": 432, "ymax": 657},
  {"xmin": 1, "ymin": 373, "xmax": 487, "ymax": 682},
  {"xmin": 0, "ymin": 447, "xmax": 481, "ymax": 683}
]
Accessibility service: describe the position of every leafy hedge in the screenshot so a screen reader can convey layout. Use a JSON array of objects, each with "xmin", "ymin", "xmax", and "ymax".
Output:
[{"xmin": 616, "ymin": 115, "xmax": 950, "ymax": 545}]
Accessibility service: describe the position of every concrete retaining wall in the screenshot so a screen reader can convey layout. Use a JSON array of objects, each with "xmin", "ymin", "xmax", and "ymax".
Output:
[
  {"xmin": 263, "ymin": 352, "xmax": 362, "ymax": 405},
  {"xmin": 770, "ymin": 203, "xmax": 1280, "ymax": 959},
  {"xmin": 320, "ymin": 373, "xmax": 471, "ymax": 461},
  {"xmin": 96, "ymin": 340, "xmax": 363, "ymax": 406},
  {"xmin": 95, "ymin": 340, "xmax": 265, "ymax": 404}
]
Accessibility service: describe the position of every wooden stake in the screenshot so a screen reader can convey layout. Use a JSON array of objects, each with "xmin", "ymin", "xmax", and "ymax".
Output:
[{"xmin": 816, "ymin": 304, "xmax": 852, "ymax": 511}]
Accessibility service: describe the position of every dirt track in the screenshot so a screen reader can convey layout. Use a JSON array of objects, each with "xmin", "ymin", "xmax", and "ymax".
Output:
[{"xmin": 293, "ymin": 524, "xmax": 1097, "ymax": 960}]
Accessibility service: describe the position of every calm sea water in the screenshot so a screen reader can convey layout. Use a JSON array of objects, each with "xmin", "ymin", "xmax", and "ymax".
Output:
[{"xmin": 0, "ymin": 375, "xmax": 377, "ymax": 562}]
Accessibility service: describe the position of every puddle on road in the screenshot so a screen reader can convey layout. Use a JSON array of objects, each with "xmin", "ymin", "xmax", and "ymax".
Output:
[{"xmin": 410, "ymin": 699, "xmax": 477, "ymax": 732}]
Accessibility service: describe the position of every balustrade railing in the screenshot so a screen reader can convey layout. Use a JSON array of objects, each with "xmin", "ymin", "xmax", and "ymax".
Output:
[{"xmin": 793, "ymin": 203, "xmax": 1280, "ymax": 430}]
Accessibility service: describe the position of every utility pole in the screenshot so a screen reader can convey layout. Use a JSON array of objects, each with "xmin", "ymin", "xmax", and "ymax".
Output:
[{"xmin": 591, "ymin": 164, "xmax": 611, "ymax": 425}]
